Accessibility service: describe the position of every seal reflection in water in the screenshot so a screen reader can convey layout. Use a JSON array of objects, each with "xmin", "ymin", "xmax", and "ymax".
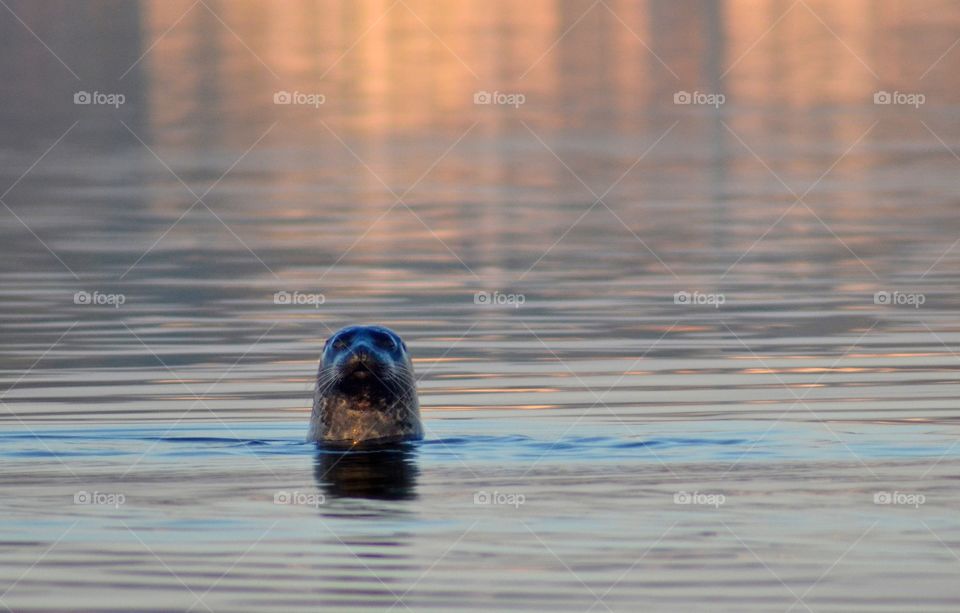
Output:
[
  {"xmin": 314, "ymin": 447, "xmax": 419, "ymax": 500},
  {"xmin": 308, "ymin": 325, "xmax": 423, "ymax": 446}
]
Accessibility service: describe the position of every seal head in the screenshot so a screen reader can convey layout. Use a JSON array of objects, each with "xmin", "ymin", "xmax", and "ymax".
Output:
[{"xmin": 308, "ymin": 325, "xmax": 422, "ymax": 446}]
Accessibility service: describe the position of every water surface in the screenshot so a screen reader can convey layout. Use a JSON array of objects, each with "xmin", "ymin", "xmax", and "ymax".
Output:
[{"xmin": 1, "ymin": 1, "xmax": 960, "ymax": 611}]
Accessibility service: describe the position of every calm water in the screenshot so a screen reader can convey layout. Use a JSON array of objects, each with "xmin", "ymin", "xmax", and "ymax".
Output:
[{"xmin": 2, "ymin": 1, "xmax": 960, "ymax": 611}]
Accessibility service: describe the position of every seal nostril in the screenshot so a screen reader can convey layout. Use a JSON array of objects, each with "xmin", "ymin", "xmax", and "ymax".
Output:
[{"xmin": 344, "ymin": 350, "xmax": 373, "ymax": 374}]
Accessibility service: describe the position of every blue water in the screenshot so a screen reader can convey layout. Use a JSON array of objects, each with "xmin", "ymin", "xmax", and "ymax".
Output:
[{"xmin": 2, "ymin": 421, "xmax": 957, "ymax": 464}]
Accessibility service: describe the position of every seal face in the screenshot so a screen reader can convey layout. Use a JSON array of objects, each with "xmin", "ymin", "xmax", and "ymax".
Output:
[{"xmin": 308, "ymin": 325, "xmax": 423, "ymax": 446}]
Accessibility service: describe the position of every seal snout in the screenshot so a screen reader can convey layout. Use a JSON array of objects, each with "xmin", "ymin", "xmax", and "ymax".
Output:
[{"xmin": 343, "ymin": 349, "xmax": 378, "ymax": 379}]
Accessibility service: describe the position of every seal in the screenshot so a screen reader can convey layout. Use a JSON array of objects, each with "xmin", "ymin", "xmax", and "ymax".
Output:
[{"xmin": 308, "ymin": 325, "xmax": 423, "ymax": 447}]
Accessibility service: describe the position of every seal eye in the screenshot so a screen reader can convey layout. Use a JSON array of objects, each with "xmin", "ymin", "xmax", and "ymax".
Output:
[
  {"xmin": 332, "ymin": 339, "xmax": 347, "ymax": 351},
  {"xmin": 373, "ymin": 333, "xmax": 397, "ymax": 351}
]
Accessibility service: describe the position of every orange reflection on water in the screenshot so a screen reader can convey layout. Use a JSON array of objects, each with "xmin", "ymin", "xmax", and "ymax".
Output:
[
  {"xmin": 456, "ymin": 387, "xmax": 562, "ymax": 394},
  {"xmin": 133, "ymin": 0, "xmax": 960, "ymax": 144},
  {"xmin": 742, "ymin": 367, "xmax": 875, "ymax": 374},
  {"xmin": 421, "ymin": 404, "xmax": 560, "ymax": 411}
]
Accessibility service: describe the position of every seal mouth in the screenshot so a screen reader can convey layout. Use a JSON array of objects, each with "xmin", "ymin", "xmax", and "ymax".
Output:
[
  {"xmin": 333, "ymin": 361, "xmax": 395, "ymax": 405},
  {"xmin": 345, "ymin": 362, "xmax": 376, "ymax": 380}
]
